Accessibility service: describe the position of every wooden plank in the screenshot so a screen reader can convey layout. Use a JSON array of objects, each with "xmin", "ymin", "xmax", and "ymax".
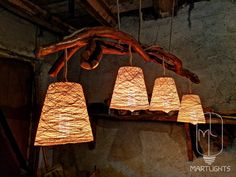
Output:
[
  {"xmin": 0, "ymin": 47, "xmax": 37, "ymax": 62},
  {"xmin": 78, "ymin": 0, "xmax": 116, "ymax": 26},
  {"xmin": 0, "ymin": 110, "xmax": 30, "ymax": 173},
  {"xmin": 184, "ymin": 123, "xmax": 193, "ymax": 161},
  {"xmin": 0, "ymin": 0, "xmax": 76, "ymax": 35},
  {"xmin": 92, "ymin": 112, "xmax": 236, "ymax": 125},
  {"xmin": 153, "ymin": 0, "xmax": 174, "ymax": 17},
  {"xmin": 108, "ymin": 0, "xmax": 153, "ymax": 14}
]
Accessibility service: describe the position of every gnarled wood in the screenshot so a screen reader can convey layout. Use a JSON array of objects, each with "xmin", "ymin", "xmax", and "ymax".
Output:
[{"xmin": 36, "ymin": 26, "xmax": 200, "ymax": 83}]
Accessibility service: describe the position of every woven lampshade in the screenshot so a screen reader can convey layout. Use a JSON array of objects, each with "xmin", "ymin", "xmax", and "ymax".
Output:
[
  {"xmin": 110, "ymin": 66, "xmax": 149, "ymax": 111},
  {"xmin": 177, "ymin": 94, "xmax": 205, "ymax": 125},
  {"xmin": 34, "ymin": 82, "xmax": 93, "ymax": 146},
  {"xmin": 149, "ymin": 77, "xmax": 180, "ymax": 113}
]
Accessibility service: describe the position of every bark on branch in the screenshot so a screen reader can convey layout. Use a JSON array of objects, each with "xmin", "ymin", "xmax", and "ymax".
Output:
[{"xmin": 36, "ymin": 26, "xmax": 200, "ymax": 83}]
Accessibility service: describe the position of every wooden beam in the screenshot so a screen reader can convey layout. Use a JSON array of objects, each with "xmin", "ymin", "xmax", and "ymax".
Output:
[
  {"xmin": 153, "ymin": 0, "xmax": 174, "ymax": 18},
  {"xmin": 91, "ymin": 112, "xmax": 236, "ymax": 125},
  {"xmin": 0, "ymin": 110, "xmax": 30, "ymax": 174},
  {"xmin": 0, "ymin": 0, "xmax": 76, "ymax": 35},
  {"xmin": 108, "ymin": 0, "xmax": 153, "ymax": 14},
  {"xmin": 184, "ymin": 123, "xmax": 193, "ymax": 161},
  {"xmin": 78, "ymin": 0, "xmax": 116, "ymax": 26},
  {"xmin": 0, "ymin": 47, "xmax": 37, "ymax": 63}
]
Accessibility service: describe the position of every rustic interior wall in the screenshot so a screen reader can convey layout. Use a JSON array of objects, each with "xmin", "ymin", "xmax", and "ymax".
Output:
[
  {"xmin": 55, "ymin": 1, "xmax": 236, "ymax": 177},
  {"xmin": 0, "ymin": 8, "xmax": 57, "ymax": 176},
  {"xmin": 78, "ymin": 0, "xmax": 236, "ymax": 112}
]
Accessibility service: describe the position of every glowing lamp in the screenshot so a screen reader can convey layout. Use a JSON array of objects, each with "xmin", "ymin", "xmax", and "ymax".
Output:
[
  {"xmin": 34, "ymin": 82, "xmax": 93, "ymax": 146},
  {"xmin": 110, "ymin": 66, "xmax": 149, "ymax": 111},
  {"xmin": 149, "ymin": 77, "xmax": 180, "ymax": 113},
  {"xmin": 177, "ymin": 94, "xmax": 205, "ymax": 125}
]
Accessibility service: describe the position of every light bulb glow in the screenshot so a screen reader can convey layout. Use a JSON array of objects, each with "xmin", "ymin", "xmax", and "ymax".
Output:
[
  {"xmin": 110, "ymin": 66, "xmax": 149, "ymax": 111},
  {"xmin": 177, "ymin": 94, "xmax": 205, "ymax": 125},
  {"xmin": 149, "ymin": 77, "xmax": 180, "ymax": 113},
  {"xmin": 34, "ymin": 82, "xmax": 94, "ymax": 146}
]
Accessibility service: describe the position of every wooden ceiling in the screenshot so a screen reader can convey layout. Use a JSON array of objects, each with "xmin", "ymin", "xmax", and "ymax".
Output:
[{"xmin": 0, "ymin": 0, "xmax": 198, "ymax": 35}]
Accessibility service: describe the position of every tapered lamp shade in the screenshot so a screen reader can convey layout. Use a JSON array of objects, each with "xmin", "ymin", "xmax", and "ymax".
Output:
[
  {"xmin": 177, "ymin": 94, "xmax": 205, "ymax": 125},
  {"xmin": 149, "ymin": 77, "xmax": 180, "ymax": 113},
  {"xmin": 34, "ymin": 82, "xmax": 93, "ymax": 146},
  {"xmin": 110, "ymin": 66, "xmax": 149, "ymax": 111}
]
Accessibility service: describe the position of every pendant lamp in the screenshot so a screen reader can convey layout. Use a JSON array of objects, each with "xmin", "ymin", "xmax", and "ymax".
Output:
[
  {"xmin": 109, "ymin": 66, "xmax": 149, "ymax": 112},
  {"xmin": 177, "ymin": 94, "xmax": 205, "ymax": 125},
  {"xmin": 34, "ymin": 82, "xmax": 93, "ymax": 146},
  {"xmin": 149, "ymin": 77, "xmax": 180, "ymax": 113}
]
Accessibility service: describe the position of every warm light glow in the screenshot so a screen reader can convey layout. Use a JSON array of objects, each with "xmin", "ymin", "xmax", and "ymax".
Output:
[
  {"xmin": 177, "ymin": 94, "xmax": 205, "ymax": 125},
  {"xmin": 110, "ymin": 66, "xmax": 149, "ymax": 111},
  {"xmin": 149, "ymin": 77, "xmax": 180, "ymax": 113},
  {"xmin": 34, "ymin": 82, "xmax": 93, "ymax": 146}
]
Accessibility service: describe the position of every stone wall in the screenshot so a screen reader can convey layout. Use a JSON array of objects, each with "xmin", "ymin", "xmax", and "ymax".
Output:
[
  {"xmin": 78, "ymin": 0, "xmax": 236, "ymax": 112},
  {"xmin": 61, "ymin": 1, "xmax": 236, "ymax": 177}
]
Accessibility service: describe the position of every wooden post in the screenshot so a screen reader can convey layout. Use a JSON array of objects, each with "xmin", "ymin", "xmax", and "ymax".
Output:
[{"xmin": 184, "ymin": 123, "xmax": 193, "ymax": 161}]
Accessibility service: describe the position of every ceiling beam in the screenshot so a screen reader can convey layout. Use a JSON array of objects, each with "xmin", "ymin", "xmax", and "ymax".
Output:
[
  {"xmin": 109, "ymin": 0, "xmax": 153, "ymax": 14},
  {"xmin": 78, "ymin": 0, "xmax": 116, "ymax": 27},
  {"xmin": 153, "ymin": 0, "xmax": 174, "ymax": 18},
  {"xmin": 0, "ymin": 0, "xmax": 76, "ymax": 35}
]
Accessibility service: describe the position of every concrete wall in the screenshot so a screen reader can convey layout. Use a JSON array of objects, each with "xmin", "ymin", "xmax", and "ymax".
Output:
[{"xmin": 58, "ymin": 1, "xmax": 236, "ymax": 177}]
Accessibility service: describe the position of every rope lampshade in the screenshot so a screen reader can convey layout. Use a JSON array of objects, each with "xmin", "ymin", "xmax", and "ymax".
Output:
[
  {"xmin": 149, "ymin": 77, "xmax": 180, "ymax": 113},
  {"xmin": 177, "ymin": 94, "xmax": 205, "ymax": 125},
  {"xmin": 34, "ymin": 82, "xmax": 93, "ymax": 146},
  {"xmin": 110, "ymin": 66, "xmax": 149, "ymax": 111}
]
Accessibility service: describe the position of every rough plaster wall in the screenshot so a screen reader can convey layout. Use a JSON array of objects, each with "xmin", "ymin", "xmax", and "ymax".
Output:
[
  {"xmin": 0, "ymin": 8, "xmax": 58, "ymax": 104},
  {"xmin": 0, "ymin": 9, "xmax": 57, "ymax": 175},
  {"xmin": 80, "ymin": 0, "xmax": 236, "ymax": 112},
  {"xmin": 54, "ymin": 1, "xmax": 236, "ymax": 177}
]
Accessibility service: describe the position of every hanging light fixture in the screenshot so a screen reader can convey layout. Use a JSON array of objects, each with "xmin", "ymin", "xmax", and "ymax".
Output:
[
  {"xmin": 34, "ymin": 82, "xmax": 93, "ymax": 146},
  {"xmin": 35, "ymin": 49, "xmax": 93, "ymax": 146},
  {"xmin": 149, "ymin": 77, "xmax": 180, "ymax": 113},
  {"xmin": 149, "ymin": 1, "xmax": 180, "ymax": 113},
  {"xmin": 109, "ymin": 66, "xmax": 149, "ymax": 112},
  {"xmin": 177, "ymin": 94, "xmax": 205, "ymax": 125}
]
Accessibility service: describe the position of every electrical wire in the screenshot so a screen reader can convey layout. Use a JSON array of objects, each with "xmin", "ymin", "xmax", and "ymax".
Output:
[
  {"xmin": 162, "ymin": 56, "xmax": 166, "ymax": 76},
  {"xmin": 138, "ymin": 0, "xmax": 143, "ymax": 42},
  {"xmin": 129, "ymin": 45, "xmax": 133, "ymax": 66},
  {"xmin": 188, "ymin": 79, "xmax": 192, "ymax": 94},
  {"xmin": 64, "ymin": 49, "xmax": 68, "ymax": 82},
  {"xmin": 168, "ymin": 0, "xmax": 176, "ymax": 52},
  {"xmin": 116, "ymin": 0, "xmax": 121, "ymax": 30}
]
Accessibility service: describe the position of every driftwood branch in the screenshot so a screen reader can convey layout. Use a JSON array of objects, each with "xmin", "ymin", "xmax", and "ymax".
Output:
[{"xmin": 36, "ymin": 26, "xmax": 200, "ymax": 83}]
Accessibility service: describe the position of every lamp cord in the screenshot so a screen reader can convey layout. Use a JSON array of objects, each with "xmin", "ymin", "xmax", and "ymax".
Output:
[
  {"xmin": 117, "ymin": 0, "xmax": 121, "ymax": 30},
  {"xmin": 138, "ymin": 0, "xmax": 142, "ymax": 42},
  {"xmin": 164, "ymin": 0, "xmax": 175, "ymax": 76},
  {"xmin": 64, "ymin": 49, "xmax": 68, "ymax": 82},
  {"xmin": 129, "ymin": 45, "xmax": 133, "ymax": 66},
  {"xmin": 162, "ymin": 56, "xmax": 166, "ymax": 76},
  {"xmin": 188, "ymin": 79, "xmax": 192, "ymax": 94},
  {"xmin": 168, "ymin": 0, "xmax": 175, "ymax": 52}
]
